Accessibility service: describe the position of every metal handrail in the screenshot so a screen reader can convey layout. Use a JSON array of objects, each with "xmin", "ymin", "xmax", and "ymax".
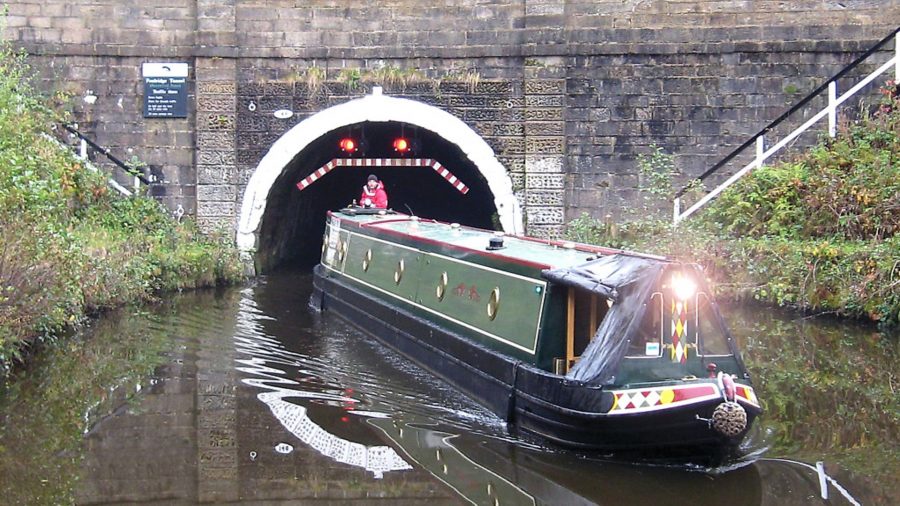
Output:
[
  {"xmin": 62, "ymin": 123, "xmax": 152, "ymax": 189},
  {"xmin": 673, "ymin": 27, "xmax": 900, "ymax": 226}
]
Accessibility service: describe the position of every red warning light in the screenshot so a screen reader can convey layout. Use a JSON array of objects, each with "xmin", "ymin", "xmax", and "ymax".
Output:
[
  {"xmin": 339, "ymin": 138, "xmax": 358, "ymax": 153},
  {"xmin": 393, "ymin": 137, "xmax": 410, "ymax": 154}
]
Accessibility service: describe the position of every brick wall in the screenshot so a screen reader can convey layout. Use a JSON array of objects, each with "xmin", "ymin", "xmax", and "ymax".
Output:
[{"xmin": 3, "ymin": 0, "xmax": 899, "ymax": 236}]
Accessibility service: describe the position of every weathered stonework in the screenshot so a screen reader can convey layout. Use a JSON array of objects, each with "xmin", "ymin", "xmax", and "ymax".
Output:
[
  {"xmin": 525, "ymin": 156, "xmax": 563, "ymax": 173},
  {"xmin": 197, "ymin": 216, "xmax": 237, "ymax": 233},
  {"xmin": 197, "ymin": 201, "xmax": 237, "ymax": 217},
  {"xmin": 199, "ymin": 113, "xmax": 236, "ymax": 132},
  {"xmin": 527, "ymin": 224, "xmax": 564, "ymax": 240},
  {"xmin": 499, "ymin": 156, "xmax": 526, "ymax": 174},
  {"xmin": 197, "ymin": 185, "xmax": 238, "ymax": 202},
  {"xmin": 198, "ymin": 82, "xmax": 237, "ymax": 95},
  {"xmin": 526, "ymin": 190, "xmax": 565, "ymax": 207},
  {"xmin": 198, "ymin": 132, "xmax": 235, "ymax": 151},
  {"xmin": 197, "ymin": 96, "xmax": 237, "ymax": 113},
  {"xmin": 492, "ymin": 136, "xmax": 527, "ymax": 156},
  {"xmin": 525, "ymin": 137, "xmax": 565, "ymax": 155},
  {"xmin": 196, "ymin": 55, "xmax": 239, "ymax": 233},
  {"xmin": 525, "ymin": 122, "xmax": 564, "ymax": 136},
  {"xmin": 509, "ymin": 173, "xmax": 526, "ymax": 192},
  {"xmin": 525, "ymin": 95, "xmax": 564, "ymax": 108},
  {"xmin": 489, "ymin": 122, "xmax": 525, "ymax": 136},
  {"xmin": 198, "ymin": 165, "xmax": 238, "ymax": 185},
  {"xmin": 524, "ymin": 109, "xmax": 564, "ymax": 122},
  {"xmin": 198, "ymin": 150, "xmax": 236, "ymax": 166},
  {"xmin": 526, "ymin": 173, "xmax": 565, "ymax": 190},
  {"xmin": 5, "ymin": 0, "xmax": 898, "ymax": 242},
  {"xmin": 523, "ymin": 59, "xmax": 567, "ymax": 238},
  {"xmin": 526, "ymin": 206, "xmax": 565, "ymax": 225},
  {"xmin": 524, "ymin": 79, "xmax": 566, "ymax": 95}
]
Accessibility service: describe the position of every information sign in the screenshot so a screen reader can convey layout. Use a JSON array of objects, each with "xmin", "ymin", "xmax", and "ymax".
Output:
[{"xmin": 142, "ymin": 63, "xmax": 189, "ymax": 118}]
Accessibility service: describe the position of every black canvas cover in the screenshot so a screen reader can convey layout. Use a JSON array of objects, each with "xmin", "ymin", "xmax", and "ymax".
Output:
[{"xmin": 543, "ymin": 254, "xmax": 668, "ymax": 385}]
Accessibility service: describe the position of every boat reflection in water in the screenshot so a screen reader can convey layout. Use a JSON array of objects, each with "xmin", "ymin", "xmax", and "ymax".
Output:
[
  {"xmin": 234, "ymin": 291, "xmax": 764, "ymax": 506},
  {"xmin": 235, "ymin": 316, "xmax": 764, "ymax": 505},
  {"xmin": 237, "ymin": 274, "xmax": 871, "ymax": 506},
  {"xmin": 234, "ymin": 301, "xmax": 539, "ymax": 504}
]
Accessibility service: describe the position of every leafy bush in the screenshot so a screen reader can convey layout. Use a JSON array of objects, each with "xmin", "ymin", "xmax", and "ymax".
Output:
[
  {"xmin": 704, "ymin": 82, "xmax": 900, "ymax": 241},
  {"xmin": 0, "ymin": 38, "xmax": 243, "ymax": 375},
  {"xmin": 702, "ymin": 162, "xmax": 808, "ymax": 238}
]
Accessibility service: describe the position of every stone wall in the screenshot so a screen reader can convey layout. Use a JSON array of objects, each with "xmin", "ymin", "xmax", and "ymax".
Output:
[{"xmin": 3, "ymin": 1, "xmax": 899, "ymax": 237}]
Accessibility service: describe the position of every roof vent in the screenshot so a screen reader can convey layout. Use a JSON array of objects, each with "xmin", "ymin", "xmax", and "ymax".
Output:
[{"xmin": 487, "ymin": 237, "xmax": 505, "ymax": 250}]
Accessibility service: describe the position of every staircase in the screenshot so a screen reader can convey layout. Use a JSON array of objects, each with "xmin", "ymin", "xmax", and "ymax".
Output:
[
  {"xmin": 673, "ymin": 27, "xmax": 900, "ymax": 226},
  {"xmin": 62, "ymin": 123, "xmax": 152, "ymax": 197}
]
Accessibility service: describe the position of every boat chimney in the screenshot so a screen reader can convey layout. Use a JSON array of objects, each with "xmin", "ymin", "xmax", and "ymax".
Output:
[{"xmin": 487, "ymin": 236, "xmax": 504, "ymax": 250}]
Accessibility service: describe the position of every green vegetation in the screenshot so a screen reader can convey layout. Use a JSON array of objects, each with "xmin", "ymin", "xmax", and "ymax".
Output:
[
  {"xmin": 294, "ymin": 63, "xmax": 482, "ymax": 96},
  {"xmin": 566, "ymin": 82, "xmax": 900, "ymax": 327},
  {"xmin": 566, "ymin": 84, "xmax": 900, "ymax": 481},
  {"xmin": 0, "ymin": 41, "xmax": 243, "ymax": 376}
]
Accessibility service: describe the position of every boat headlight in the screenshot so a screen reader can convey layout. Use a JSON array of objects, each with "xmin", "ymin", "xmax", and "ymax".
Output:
[{"xmin": 672, "ymin": 273, "xmax": 696, "ymax": 301}]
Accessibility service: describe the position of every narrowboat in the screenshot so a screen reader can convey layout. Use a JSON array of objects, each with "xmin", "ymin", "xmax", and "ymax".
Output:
[{"xmin": 310, "ymin": 208, "xmax": 761, "ymax": 457}]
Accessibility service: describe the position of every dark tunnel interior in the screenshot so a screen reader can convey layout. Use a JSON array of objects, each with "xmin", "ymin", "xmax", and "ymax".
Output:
[{"xmin": 256, "ymin": 121, "xmax": 502, "ymax": 273}]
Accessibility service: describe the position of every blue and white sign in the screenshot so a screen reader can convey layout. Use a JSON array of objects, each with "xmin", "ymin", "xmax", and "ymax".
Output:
[{"xmin": 142, "ymin": 63, "xmax": 189, "ymax": 118}]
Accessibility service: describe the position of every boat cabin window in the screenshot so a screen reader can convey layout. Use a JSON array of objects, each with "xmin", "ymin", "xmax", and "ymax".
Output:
[
  {"xmin": 696, "ymin": 293, "xmax": 731, "ymax": 356},
  {"xmin": 626, "ymin": 290, "xmax": 733, "ymax": 359},
  {"xmin": 627, "ymin": 292, "xmax": 664, "ymax": 357}
]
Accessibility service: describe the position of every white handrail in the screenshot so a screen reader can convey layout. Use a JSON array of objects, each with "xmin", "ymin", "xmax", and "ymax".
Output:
[{"xmin": 674, "ymin": 32, "xmax": 900, "ymax": 225}]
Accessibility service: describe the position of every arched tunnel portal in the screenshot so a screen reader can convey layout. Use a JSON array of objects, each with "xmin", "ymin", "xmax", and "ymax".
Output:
[{"xmin": 237, "ymin": 92, "xmax": 523, "ymax": 274}]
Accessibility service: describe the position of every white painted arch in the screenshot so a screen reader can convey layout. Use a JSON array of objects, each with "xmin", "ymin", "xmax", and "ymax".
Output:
[{"xmin": 236, "ymin": 89, "xmax": 523, "ymax": 254}]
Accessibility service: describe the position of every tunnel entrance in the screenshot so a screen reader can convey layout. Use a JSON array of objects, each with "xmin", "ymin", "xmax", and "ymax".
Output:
[
  {"xmin": 257, "ymin": 121, "xmax": 500, "ymax": 271},
  {"xmin": 237, "ymin": 92, "xmax": 522, "ymax": 274}
]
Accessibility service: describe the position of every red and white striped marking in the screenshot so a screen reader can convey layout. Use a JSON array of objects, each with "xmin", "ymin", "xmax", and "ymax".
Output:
[{"xmin": 295, "ymin": 158, "xmax": 470, "ymax": 194}]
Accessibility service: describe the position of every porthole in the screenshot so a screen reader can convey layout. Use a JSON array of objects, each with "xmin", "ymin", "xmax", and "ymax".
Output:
[
  {"xmin": 394, "ymin": 259, "xmax": 405, "ymax": 284},
  {"xmin": 487, "ymin": 287, "xmax": 500, "ymax": 320},
  {"xmin": 436, "ymin": 272, "xmax": 448, "ymax": 300},
  {"xmin": 362, "ymin": 249, "xmax": 372, "ymax": 271}
]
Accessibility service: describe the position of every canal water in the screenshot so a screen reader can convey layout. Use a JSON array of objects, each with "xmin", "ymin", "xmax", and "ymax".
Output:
[{"xmin": 0, "ymin": 271, "xmax": 896, "ymax": 505}]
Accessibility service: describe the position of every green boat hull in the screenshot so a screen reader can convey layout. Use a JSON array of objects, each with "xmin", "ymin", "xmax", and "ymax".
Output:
[{"xmin": 312, "ymin": 210, "xmax": 761, "ymax": 455}]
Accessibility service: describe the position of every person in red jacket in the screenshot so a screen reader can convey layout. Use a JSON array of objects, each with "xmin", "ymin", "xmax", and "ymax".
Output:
[{"xmin": 359, "ymin": 174, "xmax": 388, "ymax": 209}]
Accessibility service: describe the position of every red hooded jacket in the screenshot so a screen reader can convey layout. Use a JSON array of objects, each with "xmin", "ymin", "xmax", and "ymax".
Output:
[{"xmin": 359, "ymin": 181, "xmax": 388, "ymax": 209}]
